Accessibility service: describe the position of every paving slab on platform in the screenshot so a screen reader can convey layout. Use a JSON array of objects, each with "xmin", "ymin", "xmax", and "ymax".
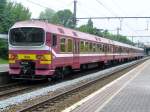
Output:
[
  {"xmin": 99, "ymin": 60, "xmax": 150, "ymax": 112},
  {"xmin": 64, "ymin": 59, "xmax": 150, "ymax": 112}
]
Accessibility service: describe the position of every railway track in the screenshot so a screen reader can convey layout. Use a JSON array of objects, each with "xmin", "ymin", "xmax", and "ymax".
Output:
[
  {"xmin": 0, "ymin": 81, "xmax": 54, "ymax": 100},
  {"xmin": 0, "ymin": 61, "xmax": 117, "ymax": 100},
  {"xmin": 0, "ymin": 82, "xmax": 22, "ymax": 91},
  {"xmin": 17, "ymin": 59, "xmax": 145, "ymax": 112},
  {"xmin": 0, "ymin": 85, "xmax": 34, "ymax": 99},
  {"xmin": 0, "ymin": 69, "xmax": 99, "ymax": 100}
]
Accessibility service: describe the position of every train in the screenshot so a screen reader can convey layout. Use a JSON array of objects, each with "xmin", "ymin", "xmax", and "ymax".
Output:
[{"xmin": 8, "ymin": 20, "xmax": 144, "ymax": 80}]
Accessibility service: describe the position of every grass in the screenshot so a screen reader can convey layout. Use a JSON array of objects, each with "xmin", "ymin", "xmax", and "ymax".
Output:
[{"xmin": 0, "ymin": 58, "xmax": 8, "ymax": 64}]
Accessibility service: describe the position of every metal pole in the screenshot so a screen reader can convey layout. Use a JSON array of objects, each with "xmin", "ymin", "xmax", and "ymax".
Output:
[
  {"xmin": 132, "ymin": 36, "xmax": 134, "ymax": 46},
  {"xmin": 117, "ymin": 27, "xmax": 120, "ymax": 35},
  {"xmin": 73, "ymin": 0, "xmax": 77, "ymax": 27}
]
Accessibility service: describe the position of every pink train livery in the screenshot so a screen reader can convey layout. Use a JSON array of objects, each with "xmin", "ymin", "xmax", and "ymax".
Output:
[{"xmin": 8, "ymin": 20, "xmax": 144, "ymax": 80}]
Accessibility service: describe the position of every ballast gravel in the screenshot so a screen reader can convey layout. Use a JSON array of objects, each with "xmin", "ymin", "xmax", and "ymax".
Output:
[{"xmin": 0, "ymin": 59, "xmax": 142, "ymax": 111}]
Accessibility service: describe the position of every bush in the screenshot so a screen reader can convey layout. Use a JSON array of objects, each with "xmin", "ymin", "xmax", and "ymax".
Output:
[{"xmin": 0, "ymin": 39, "xmax": 8, "ymax": 59}]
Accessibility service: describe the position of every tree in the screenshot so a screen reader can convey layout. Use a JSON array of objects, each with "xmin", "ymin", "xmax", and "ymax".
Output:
[
  {"xmin": 0, "ymin": 2, "xmax": 31, "ymax": 33},
  {"xmin": 0, "ymin": 38, "xmax": 8, "ymax": 59},
  {"xmin": 87, "ymin": 18, "xmax": 93, "ymax": 28},
  {"xmin": 78, "ymin": 19, "xmax": 133, "ymax": 45},
  {"xmin": 39, "ymin": 8, "xmax": 55, "ymax": 22},
  {"xmin": 51, "ymin": 9, "xmax": 75, "ymax": 28},
  {"xmin": 0, "ymin": 0, "xmax": 7, "ymax": 32},
  {"xmin": 78, "ymin": 19, "xmax": 94, "ymax": 34},
  {"xmin": 0, "ymin": 0, "xmax": 6, "ymax": 14}
]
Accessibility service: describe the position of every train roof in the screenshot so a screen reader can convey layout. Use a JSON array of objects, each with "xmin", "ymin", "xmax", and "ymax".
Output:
[{"xmin": 11, "ymin": 20, "xmax": 143, "ymax": 51}]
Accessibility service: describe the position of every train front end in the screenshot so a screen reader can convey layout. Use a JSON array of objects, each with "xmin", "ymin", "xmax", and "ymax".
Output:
[{"xmin": 8, "ymin": 25, "xmax": 53, "ymax": 80}]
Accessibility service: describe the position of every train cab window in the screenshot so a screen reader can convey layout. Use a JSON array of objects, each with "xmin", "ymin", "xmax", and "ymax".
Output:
[
  {"xmin": 67, "ymin": 39, "xmax": 73, "ymax": 52},
  {"xmin": 52, "ymin": 34, "xmax": 57, "ymax": 46},
  {"xmin": 60, "ymin": 38, "xmax": 66, "ymax": 52}
]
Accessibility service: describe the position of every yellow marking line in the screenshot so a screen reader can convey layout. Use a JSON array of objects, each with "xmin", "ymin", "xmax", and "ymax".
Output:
[
  {"xmin": 62, "ymin": 60, "xmax": 148, "ymax": 112},
  {"xmin": 94, "ymin": 60, "xmax": 148, "ymax": 112}
]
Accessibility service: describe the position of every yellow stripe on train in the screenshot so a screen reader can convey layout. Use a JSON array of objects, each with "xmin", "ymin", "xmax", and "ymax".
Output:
[
  {"xmin": 40, "ymin": 61, "xmax": 51, "ymax": 64},
  {"xmin": 9, "ymin": 60, "xmax": 15, "ymax": 64},
  {"xmin": 17, "ymin": 54, "xmax": 52, "ymax": 61},
  {"xmin": 43, "ymin": 54, "xmax": 52, "ymax": 60},
  {"xmin": 18, "ymin": 54, "xmax": 36, "ymax": 60}
]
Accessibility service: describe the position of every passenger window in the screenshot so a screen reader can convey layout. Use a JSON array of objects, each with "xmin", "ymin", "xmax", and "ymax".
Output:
[
  {"xmin": 93, "ymin": 43, "xmax": 96, "ymax": 52},
  {"xmin": 99, "ymin": 44, "xmax": 102, "ymax": 52},
  {"xmin": 107, "ymin": 45, "xmax": 110, "ymax": 53},
  {"xmin": 96, "ymin": 44, "xmax": 99, "ymax": 52},
  {"xmin": 85, "ymin": 42, "xmax": 89, "ymax": 52},
  {"xmin": 80, "ymin": 41, "xmax": 84, "ymax": 52},
  {"xmin": 52, "ymin": 34, "xmax": 57, "ymax": 46},
  {"xmin": 90, "ymin": 43, "xmax": 92, "ymax": 52},
  {"xmin": 105, "ymin": 45, "xmax": 107, "ymax": 52},
  {"xmin": 101, "ymin": 44, "xmax": 104, "ymax": 52},
  {"xmin": 60, "ymin": 38, "xmax": 66, "ymax": 52},
  {"xmin": 67, "ymin": 39, "xmax": 73, "ymax": 52}
]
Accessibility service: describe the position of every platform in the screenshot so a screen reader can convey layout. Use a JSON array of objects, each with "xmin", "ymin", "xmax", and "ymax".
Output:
[
  {"xmin": 0, "ymin": 64, "xmax": 8, "ymax": 73},
  {"xmin": 0, "ymin": 64, "xmax": 10, "ymax": 84},
  {"xmin": 63, "ymin": 59, "xmax": 150, "ymax": 112}
]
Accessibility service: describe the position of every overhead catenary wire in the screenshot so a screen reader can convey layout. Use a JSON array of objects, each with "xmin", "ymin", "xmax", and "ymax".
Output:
[
  {"xmin": 110, "ymin": 0, "xmax": 149, "ymax": 43},
  {"xmin": 94, "ymin": 0, "xmax": 145, "ymax": 43},
  {"xmin": 26, "ymin": 0, "xmax": 73, "ymax": 12}
]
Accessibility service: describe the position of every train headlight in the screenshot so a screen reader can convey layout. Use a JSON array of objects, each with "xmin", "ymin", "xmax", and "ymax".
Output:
[
  {"xmin": 9, "ymin": 54, "xmax": 17, "ymax": 64},
  {"xmin": 9, "ymin": 54, "xmax": 18, "ymax": 60},
  {"xmin": 36, "ymin": 55, "xmax": 44, "ymax": 60},
  {"xmin": 36, "ymin": 54, "xmax": 51, "ymax": 61}
]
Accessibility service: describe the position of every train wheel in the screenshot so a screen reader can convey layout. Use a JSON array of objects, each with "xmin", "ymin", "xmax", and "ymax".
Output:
[
  {"xmin": 55, "ymin": 68, "xmax": 64, "ymax": 80},
  {"xmin": 48, "ymin": 78, "xmax": 52, "ymax": 82}
]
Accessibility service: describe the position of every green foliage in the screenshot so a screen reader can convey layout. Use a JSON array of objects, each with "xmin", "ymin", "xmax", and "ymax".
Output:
[
  {"xmin": 39, "ymin": 9, "xmax": 75, "ymax": 28},
  {"xmin": 78, "ymin": 19, "xmax": 133, "ymax": 45},
  {"xmin": 0, "ymin": 0, "xmax": 6, "ymax": 14},
  {"xmin": 0, "ymin": 1, "xmax": 31, "ymax": 33},
  {"xmin": 52, "ymin": 9, "xmax": 75, "ymax": 28},
  {"xmin": 0, "ymin": 58, "xmax": 8, "ymax": 64},
  {"xmin": 0, "ymin": 39, "xmax": 8, "ymax": 59},
  {"xmin": 78, "ymin": 19, "xmax": 95, "ymax": 34},
  {"xmin": 0, "ymin": 0, "xmax": 6, "ymax": 32},
  {"xmin": 39, "ymin": 8, "xmax": 55, "ymax": 22}
]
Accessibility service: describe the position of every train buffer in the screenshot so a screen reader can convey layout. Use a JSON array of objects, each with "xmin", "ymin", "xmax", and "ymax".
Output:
[
  {"xmin": 63, "ymin": 59, "xmax": 150, "ymax": 112},
  {"xmin": 0, "ymin": 64, "xmax": 8, "ymax": 73}
]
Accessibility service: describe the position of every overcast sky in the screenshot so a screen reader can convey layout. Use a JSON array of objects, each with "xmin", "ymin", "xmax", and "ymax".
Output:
[{"xmin": 10, "ymin": 0, "xmax": 150, "ymax": 44}]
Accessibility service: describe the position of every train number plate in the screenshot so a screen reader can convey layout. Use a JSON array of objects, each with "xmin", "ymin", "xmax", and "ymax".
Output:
[{"xmin": 18, "ymin": 54, "xmax": 36, "ymax": 60}]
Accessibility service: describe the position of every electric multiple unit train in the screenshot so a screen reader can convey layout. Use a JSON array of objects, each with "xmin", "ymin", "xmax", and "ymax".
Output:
[{"xmin": 8, "ymin": 20, "xmax": 144, "ymax": 80}]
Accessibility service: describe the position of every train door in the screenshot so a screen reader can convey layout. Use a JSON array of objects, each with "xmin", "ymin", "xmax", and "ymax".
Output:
[
  {"xmin": 73, "ymin": 39, "xmax": 80, "ymax": 69},
  {"xmin": 112, "ymin": 44, "xmax": 115, "ymax": 60}
]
